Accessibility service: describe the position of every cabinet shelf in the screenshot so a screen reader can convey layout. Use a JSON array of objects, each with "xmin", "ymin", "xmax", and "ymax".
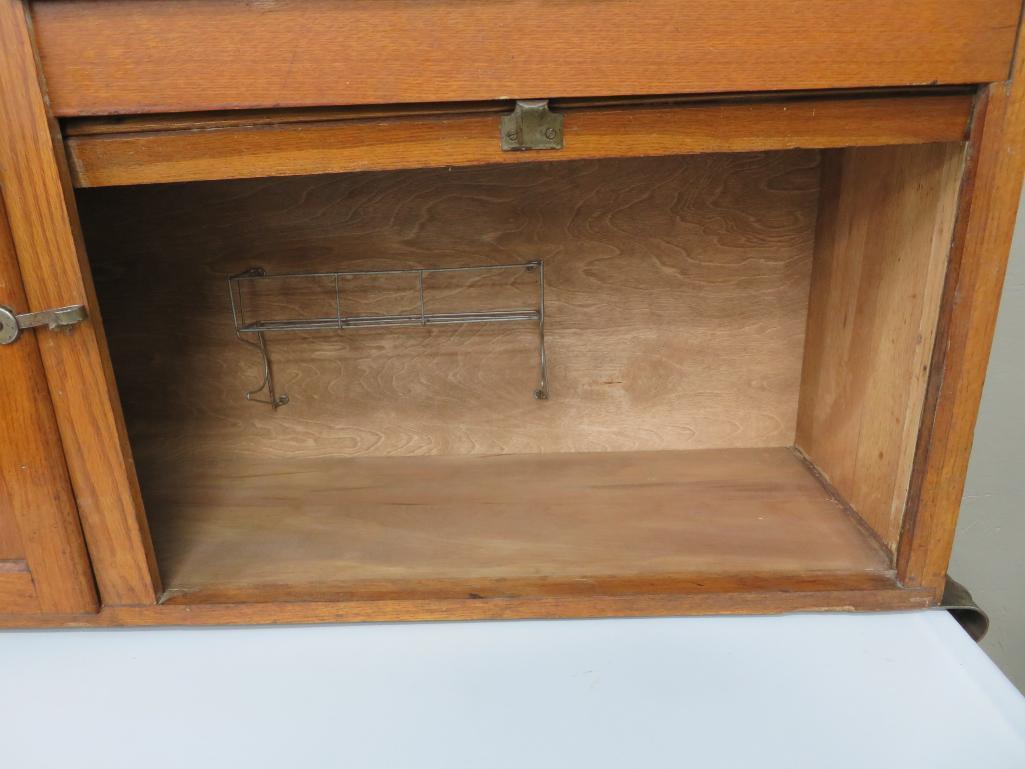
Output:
[{"xmin": 146, "ymin": 447, "xmax": 894, "ymax": 605}]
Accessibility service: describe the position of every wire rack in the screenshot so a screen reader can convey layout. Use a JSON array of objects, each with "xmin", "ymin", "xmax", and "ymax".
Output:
[{"xmin": 228, "ymin": 260, "xmax": 548, "ymax": 408}]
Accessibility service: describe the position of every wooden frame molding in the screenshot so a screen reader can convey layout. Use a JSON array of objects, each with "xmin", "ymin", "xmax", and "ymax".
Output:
[
  {"xmin": 63, "ymin": 92, "xmax": 973, "ymax": 188},
  {"xmin": 0, "ymin": 0, "xmax": 160, "ymax": 605},
  {"xmin": 0, "ymin": 584, "xmax": 935, "ymax": 629},
  {"xmin": 30, "ymin": 0, "xmax": 1021, "ymax": 117}
]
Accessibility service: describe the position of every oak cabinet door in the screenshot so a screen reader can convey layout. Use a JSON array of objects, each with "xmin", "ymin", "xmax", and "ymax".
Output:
[
  {"xmin": 1, "ymin": 0, "xmax": 159, "ymax": 612},
  {"xmin": 0, "ymin": 195, "xmax": 97, "ymax": 615}
]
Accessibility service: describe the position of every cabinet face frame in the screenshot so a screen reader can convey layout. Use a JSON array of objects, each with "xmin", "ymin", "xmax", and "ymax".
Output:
[
  {"xmin": 2, "ymin": 0, "xmax": 1024, "ymax": 625},
  {"xmin": 898, "ymin": 74, "xmax": 1025, "ymax": 591}
]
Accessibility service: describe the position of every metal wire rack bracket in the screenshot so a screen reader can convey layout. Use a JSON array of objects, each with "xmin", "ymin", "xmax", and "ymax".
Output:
[{"xmin": 228, "ymin": 260, "xmax": 549, "ymax": 408}]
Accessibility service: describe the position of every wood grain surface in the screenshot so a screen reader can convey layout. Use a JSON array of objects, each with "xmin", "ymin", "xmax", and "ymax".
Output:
[
  {"xmin": 0, "ymin": 406, "xmax": 26, "ymax": 560},
  {"xmin": 142, "ymin": 447, "xmax": 892, "ymax": 603},
  {"xmin": 900, "ymin": 60, "xmax": 1025, "ymax": 594},
  {"xmin": 0, "ymin": 516, "xmax": 23, "ymax": 562},
  {"xmin": 62, "ymin": 93, "xmax": 973, "ymax": 188},
  {"xmin": 30, "ymin": 0, "xmax": 1021, "ymax": 116},
  {"xmin": 0, "ymin": 189, "xmax": 97, "ymax": 612},
  {"xmin": 80, "ymin": 152, "xmax": 819, "ymax": 463},
  {"xmin": 797, "ymin": 143, "xmax": 966, "ymax": 551},
  {"xmin": 0, "ymin": 567, "xmax": 38, "ymax": 614}
]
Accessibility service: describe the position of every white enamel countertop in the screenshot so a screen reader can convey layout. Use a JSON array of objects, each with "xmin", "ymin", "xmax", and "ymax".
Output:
[{"xmin": 2, "ymin": 611, "xmax": 1024, "ymax": 768}]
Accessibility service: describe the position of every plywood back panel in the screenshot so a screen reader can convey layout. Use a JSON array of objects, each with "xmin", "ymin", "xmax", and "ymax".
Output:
[
  {"xmin": 796, "ymin": 144, "xmax": 965, "ymax": 551},
  {"xmin": 80, "ymin": 152, "xmax": 818, "ymax": 463}
]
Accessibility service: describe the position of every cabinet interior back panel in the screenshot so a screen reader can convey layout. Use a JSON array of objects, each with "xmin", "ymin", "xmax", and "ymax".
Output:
[{"xmin": 79, "ymin": 151, "xmax": 818, "ymax": 462}]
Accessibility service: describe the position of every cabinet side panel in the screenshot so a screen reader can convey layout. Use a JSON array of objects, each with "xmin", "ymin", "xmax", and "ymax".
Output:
[
  {"xmin": 796, "ymin": 143, "xmax": 965, "ymax": 551},
  {"xmin": 0, "ymin": 0, "xmax": 159, "ymax": 604}
]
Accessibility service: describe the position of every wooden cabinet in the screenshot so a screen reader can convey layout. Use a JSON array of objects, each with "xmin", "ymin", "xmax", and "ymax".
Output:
[{"xmin": 1, "ymin": 0, "xmax": 1023, "ymax": 627}]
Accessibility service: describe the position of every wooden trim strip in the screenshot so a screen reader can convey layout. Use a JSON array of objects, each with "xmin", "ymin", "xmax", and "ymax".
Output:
[
  {"xmin": 0, "ymin": 0, "xmax": 160, "ymax": 605},
  {"xmin": 30, "ymin": 0, "xmax": 1020, "ymax": 117},
  {"xmin": 63, "ymin": 101, "xmax": 513, "ymax": 137},
  {"xmin": 160, "ymin": 571, "xmax": 901, "ymax": 607},
  {"xmin": 0, "ymin": 585, "xmax": 936, "ymax": 628},
  {"xmin": 59, "ymin": 88, "xmax": 977, "ymax": 138},
  {"xmin": 899, "ymin": 67, "xmax": 1025, "ymax": 595},
  {"xmin": 65, "ymin": 94, "xmax": 973, "ymax": 188}
]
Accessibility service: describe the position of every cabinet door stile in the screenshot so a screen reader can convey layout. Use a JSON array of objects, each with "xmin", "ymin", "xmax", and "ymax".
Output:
[
  {"xmin": 0, "ymin": 0, "xmax": 160, "ymax": 606},
  {"xmin": 0, "ymin": 188, "xmax": 96, "ymax": 614}
]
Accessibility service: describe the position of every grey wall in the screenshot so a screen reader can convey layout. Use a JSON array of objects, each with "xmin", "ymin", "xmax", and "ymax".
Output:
[{"xmin": 950, "ymin": 188, "xmax": 1025, "ymax": 691}]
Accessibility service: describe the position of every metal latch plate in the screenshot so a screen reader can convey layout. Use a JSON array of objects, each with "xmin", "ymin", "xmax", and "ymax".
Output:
[
  {"xmin": 501, "ymin": 100, "xmax": 564, "ymax": 151},
  {"xmin": 0, "ymin": 304, "xmax": 88, "ymax": 345}
]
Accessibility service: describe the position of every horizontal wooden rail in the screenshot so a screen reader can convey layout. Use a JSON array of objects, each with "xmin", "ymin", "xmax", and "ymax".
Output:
[
  {"xmin": 65, "ymin": 93, "xmax": 974, "ymax": 188},
  {"xmin": 32, "ymin": 0, "xmax": 1020, "ymax": 116},
  {"xmin": 0, "ymin": 585, "xmax": 936, "ymax": 628}
]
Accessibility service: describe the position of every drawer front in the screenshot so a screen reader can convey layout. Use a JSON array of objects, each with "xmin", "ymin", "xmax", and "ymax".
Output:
[{"xmin": 32, "ymin": 0, "xmax": 1022, "ymax": 117}]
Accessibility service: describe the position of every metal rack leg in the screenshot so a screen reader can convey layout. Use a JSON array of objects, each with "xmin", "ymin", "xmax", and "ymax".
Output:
[
  {"xmin": 531, "ymin": 260, "xmax": 549, "ymax": 400},
  {"xmin": 236, "ymin": 329, "xmax": 289, "ymax": 408}
]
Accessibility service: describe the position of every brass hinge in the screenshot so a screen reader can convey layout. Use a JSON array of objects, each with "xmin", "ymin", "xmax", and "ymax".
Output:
[
  {"xmin": 500, "ymin": 99, "xmax": 564, "ymax": 151},
  {"xmin": 0, "ymin": 304, "xmax": 88, "ymax": 345}
]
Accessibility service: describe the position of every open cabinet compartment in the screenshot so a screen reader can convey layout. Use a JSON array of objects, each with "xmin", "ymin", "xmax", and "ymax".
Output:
[{"xmin": 74, "ymin": 139, "xmax": 965, "ymax": 608}]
